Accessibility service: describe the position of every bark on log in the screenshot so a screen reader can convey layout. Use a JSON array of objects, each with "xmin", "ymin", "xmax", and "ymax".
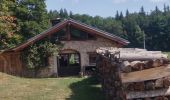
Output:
[
  {"xmin": 145, "ymin": 81, "xmax": 155, "ymax": 90},
  {"xmin": 144, "ymin": 60, "xmax": 154, "ymax": 68},
  {"xmin": 162, "ymin": 96, "xmax": 169, "ymax": 100},
  {"xmin": 124, "ymin": 83, "xmax": 134, "ymax": 91},
  {"xmin": 134, "ymin": 82, "xmax": 145, "ymax": 91},
  {"xmin": 131, "ymin": 61, "xmax": 144, "ymax": 71},
  {"xmin": 153, "ymin": 59, "xmax": 162, "ymax": 67},
  {"xmin": 121, "ymin": 61, "xmax": 131, "ymax": 73},
  {"xmin": 126, "ymin": 87, "xmax": 170, "ymax": 99},
  {"xmin": 155, "ymin": 79, "xmax": 164, "ymax": 89},
  {"xmin": 163, "ymin": 77, "xmax": 170, "ymax": 88},
  {"xmin": 144, "ymin": 97, "xmax": 152, "ymax": 100},
  {"xmin": 121, "ymin": 65, "xmax": 170, "ymax": 83},
  {"xmin": 154, "ymin": 96, "xmax": 163, "ymax": 100},
  {"xmin": 97, "ymin": 48, "xmax": 168, "ymax": 61}
]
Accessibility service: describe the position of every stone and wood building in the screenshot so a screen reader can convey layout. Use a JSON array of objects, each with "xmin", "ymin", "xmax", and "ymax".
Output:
[{"xmin": 0, "ymin": 19, "xmax": 129, "ymax": 77}]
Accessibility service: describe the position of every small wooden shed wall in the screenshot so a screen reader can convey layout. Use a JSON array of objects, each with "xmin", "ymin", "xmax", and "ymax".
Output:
[{"xmin": 0, "ymin": 52, "xmax": 23, "ymax": 76}]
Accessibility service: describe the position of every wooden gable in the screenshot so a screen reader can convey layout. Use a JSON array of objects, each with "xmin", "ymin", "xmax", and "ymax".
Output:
[{"xmin": 6, "ymin": 19, "xmax": 129, "ymax": 52}]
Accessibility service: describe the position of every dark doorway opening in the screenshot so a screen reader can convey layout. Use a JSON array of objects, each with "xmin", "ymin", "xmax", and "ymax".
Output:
[{"xmin": 58, "ymin": 52, "xmax": 81, "ymax": 77}]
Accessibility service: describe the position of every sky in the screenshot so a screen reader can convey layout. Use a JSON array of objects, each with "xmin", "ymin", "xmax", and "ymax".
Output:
[{"xmin": 45, "ymin": 0, "xmax": 170, "ymax": 17}]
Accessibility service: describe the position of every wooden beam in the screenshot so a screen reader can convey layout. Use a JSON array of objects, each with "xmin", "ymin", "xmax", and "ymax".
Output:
[
  {"xmin": 96, "ymin": 48, "xmax": 168, "ymax": 61},
  {"xmin": 12, "ymin": 20, "xmax": 68, "ymax": 51},
  {"xmin": 67, "ymin": 23, "xmax": 71, "ymax": 40},
  {"xmin": 121, "ymin": 65, "xmax": 170, "ymax": 83},
  {"xmin": 127, "ymin": 87, "xmax": 170, "ymax": 99},
  {"xmin": 69, "ymin": 21, "xmax": 127, "ymax": 45}
]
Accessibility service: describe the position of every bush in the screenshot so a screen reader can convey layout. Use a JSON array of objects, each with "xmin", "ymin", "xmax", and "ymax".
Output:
[{"xmin": 22, "ymin": 40, "xmax": 63, "ymax": 69}]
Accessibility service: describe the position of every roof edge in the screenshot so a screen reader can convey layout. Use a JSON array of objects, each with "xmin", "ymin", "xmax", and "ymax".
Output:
[{"xmin": 6, "ymin": 18, "xmax": 129, "ymax": 52}]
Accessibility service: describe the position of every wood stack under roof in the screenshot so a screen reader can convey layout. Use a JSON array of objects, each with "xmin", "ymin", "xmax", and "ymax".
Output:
[{"xmin": 96, "ymin": 47, "xmax": 170, "ymax": 100}]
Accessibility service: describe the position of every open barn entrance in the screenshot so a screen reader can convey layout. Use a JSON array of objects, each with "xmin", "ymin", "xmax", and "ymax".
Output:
[{"xmin": 58, "ymin": 50, "xmax": 81, "ymax": 77}]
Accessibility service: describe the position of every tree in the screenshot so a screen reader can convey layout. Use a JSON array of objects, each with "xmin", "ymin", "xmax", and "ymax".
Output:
[
  {"xmin": 48, "ymin": 10, "xmax": 60, "ymax": 20},
  {"xmin": 119, "ymin": 11, "xmax": 124, "ymax": 20},
  {"xmin": 115, "ymin": 11, "xmax": 119, "ymax": 20},
  {"xmin": 126, "ymin": 9, "xmax": 129, "ymax": 17},
  {"xmin": 69, "ymin": 11, "xmax": 73, "ymax": 18},
  {"xmin": 139, "ymin": 6, "xmax": 145, "ymax": 16},
  {"xmin": 15, "ymin": 0, "xmax": 49, "ymax": 40},
  {"xmin": 0, "ymin": 0, "xmax": 21, "ymax": 49},
  {"xmin": 122, "ymin": 17, "xmax": 144, "ymax": 48}
]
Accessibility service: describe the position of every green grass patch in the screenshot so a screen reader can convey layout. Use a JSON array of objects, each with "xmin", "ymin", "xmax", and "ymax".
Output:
[
  {"xmin": 0, "ymin": 73, "xmax": 104, "ymax": 100},
  {"xmin": 164, "ymin": 52, "xmax": 170, "ymax": 59}
]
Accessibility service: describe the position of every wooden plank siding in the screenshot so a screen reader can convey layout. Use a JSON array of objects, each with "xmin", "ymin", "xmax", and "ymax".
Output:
[{"xmin": 0, "ymin": 52, "xmax": 23, "ymax": 76}]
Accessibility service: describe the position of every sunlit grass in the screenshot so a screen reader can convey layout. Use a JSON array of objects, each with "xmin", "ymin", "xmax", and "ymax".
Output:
[
  {"xmin": 164, "ymin": 52, "xmax": 170, "ymax": 59},
  {"xmin": 0, "ymin": 73, "xmax": 104, "ymax": 100}
]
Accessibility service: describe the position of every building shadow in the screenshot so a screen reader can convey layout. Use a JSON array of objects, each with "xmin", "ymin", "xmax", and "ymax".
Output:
[{"xmin": 66, "ymin": 77, "xmax": 105, "ymax": 100}]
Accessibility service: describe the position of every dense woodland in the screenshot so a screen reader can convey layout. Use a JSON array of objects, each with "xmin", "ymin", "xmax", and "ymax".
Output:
[{"xmin": 0, "ymin": 0, "xmax": 170, "ymax": 51}]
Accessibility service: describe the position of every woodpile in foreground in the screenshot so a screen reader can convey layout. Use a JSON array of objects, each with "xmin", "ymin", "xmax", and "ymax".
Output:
[{"xmin": 96, "ymin": 48, "xmax": 170, "ymax": 100}]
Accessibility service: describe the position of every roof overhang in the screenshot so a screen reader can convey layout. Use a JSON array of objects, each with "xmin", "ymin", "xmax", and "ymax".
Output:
[{"xmin": 5, "ymin": 19, "xmax": 129, "ymax": 52}]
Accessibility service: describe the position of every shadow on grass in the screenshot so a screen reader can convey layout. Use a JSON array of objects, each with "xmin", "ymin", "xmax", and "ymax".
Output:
[{"xmin": 66, "ymin": 77, "xmax": 105, "ymax": 100}]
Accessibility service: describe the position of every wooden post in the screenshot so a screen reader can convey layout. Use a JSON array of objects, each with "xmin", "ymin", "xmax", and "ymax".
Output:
[
  {"xmin": 67, "ymin": 23, "xmax": 71, "ymax": 40},
  {"xmin": 53, "ymin": 55, "xmax": 58, "ymax": 77}
]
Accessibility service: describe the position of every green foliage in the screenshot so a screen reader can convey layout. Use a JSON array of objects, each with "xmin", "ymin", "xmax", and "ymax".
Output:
[
  {"xmin": 0, "ymin": 0, "xmax": 49, "ymax": 50},
  {"xmin": 15, "ymin": 0, "xmax": 49, "ymax": 40},
  {"xmin": 165, "ymin": 52, "xmax": 170, "ymax": 59},
  {"xmin": 0, "ymin": 0, "xmax": 22, "ymax": 49},
  {"xmin": 69, "ymin": 54, "xmax": 75, "ymax": 64},
  {"xmin": 22, "ymin": 41, "xmax": 62, "ymax": 69}
]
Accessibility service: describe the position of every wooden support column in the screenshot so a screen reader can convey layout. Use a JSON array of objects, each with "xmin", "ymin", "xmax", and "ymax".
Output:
[
  {"xmin": 53, "ymin": 55, "xmax": 58, "ymax": 77},
  {"xmin": 66, "ymin": 23, "xmax": 71, "ymax": 40}
]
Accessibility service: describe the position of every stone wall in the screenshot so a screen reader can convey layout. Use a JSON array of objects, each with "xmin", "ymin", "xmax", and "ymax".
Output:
[
  {"xmin": 0, "ymin": 36, "xmax": 121, "ymax": 77},
  {"xmin": 60, "ymin": 36, "xmax": 121, "ymax": 75}
]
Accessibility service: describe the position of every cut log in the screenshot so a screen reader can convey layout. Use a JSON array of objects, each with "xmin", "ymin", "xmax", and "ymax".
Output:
[
  {"xmin": 144, "ymin": 60, "xmax": 154, "ymax": 69},
  {"xmin": 144, "ymin": 98, "xmax": 152, "ymax": 100},
  {"xmin": 154, "ymin": 96, "xmax": 168, "ymax": 100},
  {"xmin": 134, "ymin": 82, "xmax": 145, "ymax": 91},
  {"xmin": 162, "ymin": 96, "xmax": 169, "ymax": 100},
  {"xmin": 121, "ymin": 65, "xmax": 170, "ymax": 83},
  {"xmin": 163, "ymin": 77, "xmax": 170, "ymax": 88},
  {"xmin": 126, "ymin": 87, "xmax": 170, "ymax": 99},
  {"xmin": 124, "ymin": 83, "xmax": 134, "ymax": 91},
  {"xmin": 163, "ymin": 59, "xmax": 170, "ymax": 65},
  {"xmin": 131, "ymin": 61, "xmax": 144, "ymax": 71},
  {"xmin": 121, "ymin": 61, "xmax": 131, "ymax": 73},
  {"xmin": 145, "ymin": 81, "xmax": 155, "ymax": 90},
  {"xmin": 154, "ymin": 96, "xmax": 163, "ymax": 100},
  {"xmin": 155, "ymin": 79, "xmax": 164, "ymax": 89},
  {"xmin": 153, "ymin": 59, "xmax": 162, "ymax": 67},
  {"xmin": 96, "ymin": 48, "xmax": 168, "ymax": 61},
  {"xmin": 136, "ymin": 99, "xmax": 143, "ymax": 100}
]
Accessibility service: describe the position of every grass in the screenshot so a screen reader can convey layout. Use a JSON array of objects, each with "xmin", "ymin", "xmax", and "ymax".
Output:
[
  {"xmin": 166, "ymin": 52, "xmax": 170, "ymax": 59},
  {"xmin": 0, "ymin": 72, "xmax": 104, "ymax": 100},
  {"xmin": 164, "ymin": 52, "xmax": 170, "ymax": 59}
]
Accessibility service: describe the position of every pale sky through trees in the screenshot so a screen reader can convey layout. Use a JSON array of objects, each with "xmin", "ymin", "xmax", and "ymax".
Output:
[{"xmin": 46, "ymin": 0, "xmax": 170, "ymax": 17}]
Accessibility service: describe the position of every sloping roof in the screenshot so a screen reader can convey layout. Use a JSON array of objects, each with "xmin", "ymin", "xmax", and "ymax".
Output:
[{"xmin": 7, "ymin": 19, "xmax": 129, "ymax": 52}]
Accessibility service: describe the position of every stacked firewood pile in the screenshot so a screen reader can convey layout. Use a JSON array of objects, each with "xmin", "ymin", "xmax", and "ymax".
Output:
[
  {"xmin": 96, "ymin": 48, "xmax": 170, "ymax": 100},
  {"xmin": 96, "ymin": 54, "xmax": 126, "ymax": 100}
]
